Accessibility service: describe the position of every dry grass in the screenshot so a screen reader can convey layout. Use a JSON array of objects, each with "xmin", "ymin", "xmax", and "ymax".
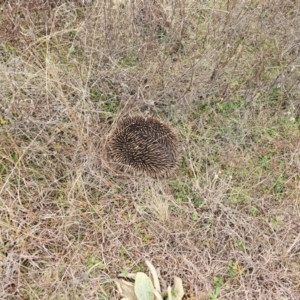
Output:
[{"xmin": 0, "ymin": 0, "xmax": 300, "ymax": 299}]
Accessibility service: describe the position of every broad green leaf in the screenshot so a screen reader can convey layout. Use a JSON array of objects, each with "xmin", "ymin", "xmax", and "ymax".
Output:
[
  {"xmin": 172, "ymin": 277, "xmax": 185, "ymax": 300},
  {"xmin": 134, "ymin": 272, "xmax": 155, "ymax": 300}
]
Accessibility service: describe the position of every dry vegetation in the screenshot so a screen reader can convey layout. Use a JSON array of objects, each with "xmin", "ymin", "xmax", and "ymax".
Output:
[{"xmin": 0, "ymin": 0, "xmax": 300, "ymax": 299}]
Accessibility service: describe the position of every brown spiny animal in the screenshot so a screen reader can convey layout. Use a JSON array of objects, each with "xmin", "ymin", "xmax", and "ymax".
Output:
[{"xmin": 108, "ymin": 115, "xmax": 179, "ymax": 177}]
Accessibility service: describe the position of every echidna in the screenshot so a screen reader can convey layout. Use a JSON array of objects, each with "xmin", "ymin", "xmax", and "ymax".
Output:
[{"xmin": 108, "ymin": 115, "xmax": 179, "ymax": 177}]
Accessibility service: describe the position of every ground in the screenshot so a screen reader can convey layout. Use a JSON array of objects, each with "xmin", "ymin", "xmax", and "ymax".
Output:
[{"xmin": 0, "ymin": 1, "xmax": 300, "ymax": 299}]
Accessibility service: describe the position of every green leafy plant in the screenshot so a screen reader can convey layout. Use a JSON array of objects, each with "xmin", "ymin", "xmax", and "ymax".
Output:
[
  {"xmin": 114, "ymin": 260, "xmax": 185, "ymax": 300},
  {"xmin": 209, "ymin": 276, "xmax": 225, "ymax": 300}
]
